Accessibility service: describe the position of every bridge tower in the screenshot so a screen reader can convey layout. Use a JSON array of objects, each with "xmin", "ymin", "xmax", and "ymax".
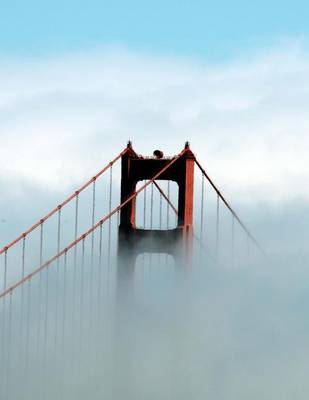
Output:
[{"xmin": 117, "ymin": 141, "xmax": 195, "ymax": 282}]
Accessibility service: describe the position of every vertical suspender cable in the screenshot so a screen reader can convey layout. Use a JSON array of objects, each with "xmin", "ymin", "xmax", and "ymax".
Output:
[
  {"xmin": 72, "ymin": 195, "xmax": 78, "ymax": 380},
  {"xmin": 216, "ymin": 194, "xmax": 220, "ymax": 259},
  {"xmin": 40, "ymin": 220, "xmax": 44, "ymax": 265},
  {"xmin": 99, "ymin": 222, "xmax": 103, "ymax": 268},
  {"xmin": 21, "ymin": 236, "xmax": 26, "ymax": 279},
  {"xmin": 78, "ymin": 237, "xmax": 86, "ymax": 384},
  {"xmin": 37, "ymin": 220, "xmax": 44, "ymax": 355},
  {"xmin": 149, "ymin": 183, "xmax": 154, "ymax": 269},
  {"xmin": 167, "ymin": 181, "xmax": 170, "ymax": 229},
  {"xmin": 90, "ymin": 180, "xmax": 96, "ymax": 336},
  {"xmin": 106, "ymin": 167, "xmax": 113, "ymax": 303},
  {"xmin": 4, "ymin": 249, "xmax": 7, "ymax": 291},
  {"xmin": 5, "ymin": 291, "xmax": 13, "ymax": 400},
  {"xmin": 200, "ymin": 174, "xmax": 205, "ymax": 243},
  {"xmin": 0, "ymin": 298, "xmax": 3, "ymax": 398},
  {"xmin": 1, "ymin": 249, "xmax": 8, "ymax": 366},
  {"xmin": 143, "ymin": 180, "xmax": 147, "ymax": 274},
  {"xmin": 246, "ymin": 235, "xmax": 250, "ymax": 266},
  {"xmin": 80, "ymin": 237, "xmax": 85, "ymax": 351},
  {"xmin": 98, "ymin": 222, "xmax": 103, "ymax": 316},
  {"xmin": 73, "ymin": 194, "xmax": 79, "ymax": 298},
  {"xmin": 1, "ymin": 249, "xmax": 8, "ymax": 384},
  {"xmin": 199, "ymin": 174, "xmax": 205, "ymax": 261},
  {"xmin": 91, "ymin": 180, "xmax": 96, "ymax": 266},
  {"xmin": 150, "ymin": 183, "xmax": 154, "ymax": 229},
  {"xmin": 159, "ymin": 191, "xmax": 163, "ymax": 230},
  {"xmin": 1, "ymin": 290, "xmax": 6, "ymax": 399},
  {"xmin": 165, "ymin": 181, "xmax": 171, "ymax": 266},
  {"xmin": 61, "ymin": 250, "xmax": 68, "ymax": 400},
  {"xmin": 43, "ymin": 265, "xmax": 49, "ymax": 364},
  {"xmin": 73, "ymin": 196, "xmax": 78, "ymax": 337},
  {"xmin": 55, "ymin": 207, "xmax": 61, "ymax": 351},
  {"xmin": 232, "ymin": 215, "xmax": 235, "ymax": 266},
  {"xmin": 107, "ymin": 166, "xmax": 113, "ymax": 355},
  {"xmin": 74, "ymin": 194, "xmax": 79, "ymax": 262},
  {"xmin": 76, "ymin": 237, "xmax": 84, "ymax": 388},
  {"xmin": 108, "ymin": 166, "xmax": 113, "ymax": 266},
  {"xmin": 57, "ymin": 208, "xmax": 62, "ymax": 256},
  {"xmin": 62, "ymin": 251, "xmax": 67, "ymax": 353},
  {"xmin": 20, "ymin": 236, "xmax": 26, "ymax": 366},
  {"xmin": 143, "ymin": 180, "xmax": 147, "ymax": 228},
  {"xmin": 159, "ymin": 189, "xmax": 163, "ymax": 272},
  {"xmin": 25, "ymin": 278, "xmax": 31, "ymax": 396},
  {"xmin": 117, "ymin": 186, "xmax": 120, "ymax": 227}
]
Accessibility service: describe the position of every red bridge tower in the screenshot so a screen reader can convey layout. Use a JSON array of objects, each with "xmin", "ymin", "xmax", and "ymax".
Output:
[{"xmin": 118, "ymin": 141, "xmax": 195, "ymax": 280}]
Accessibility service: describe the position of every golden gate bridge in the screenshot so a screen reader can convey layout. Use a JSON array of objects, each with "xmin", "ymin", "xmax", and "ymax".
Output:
[{"xmin": 0, "ymin": 142, "xmax": 263, "ymax": 399}]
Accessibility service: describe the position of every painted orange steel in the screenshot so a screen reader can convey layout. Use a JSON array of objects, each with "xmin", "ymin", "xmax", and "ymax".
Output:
[
  {"xmin": 0, "ymin": 147, "xmax": 129, "ymax": 256},
  {"xmin": 152, "ymin": 181, "xmax": 216, "ymax": 263},
  {"xmin": 153, "ymin": 181, "xmax": 178, "ymax": 215},
  {"xmin": 194, "ymin": 158, "xmax": 264, "ymax": 253},
  {"xmin": 0, "ymin": 149, "xmax": 186, "ymax": 299}
]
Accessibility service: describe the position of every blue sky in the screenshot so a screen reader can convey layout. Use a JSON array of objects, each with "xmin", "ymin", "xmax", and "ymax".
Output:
[
  {"xmin": 1, "ymin": 0, "xmax": 308, "ymax": 59},
  {"xmin": 1, "ymin": 0, "xmax": 309, "ymax": 227},
  {"xmin": 2, "ymin": 6, "xmax": 309, "ymax": 397}
]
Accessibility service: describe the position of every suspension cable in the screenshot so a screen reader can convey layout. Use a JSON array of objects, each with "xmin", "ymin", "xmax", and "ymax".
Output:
[
  {"xmin": 90, "ymin": 179, "xmax": 96, "ymax": 321},
  {"xmin": 22, "ymin": 235, "xmax": 26, "ymax": 279},
  {"xmin": 25, "ymin": 278, "xmax": 31, "ymax": 372},
  {"xmin": 159, "ymin": 187, "xmax": 163, "ymax": 229},
  {"xmin": 73, "ymin": 196, "xmax": 78, "ymax": 336},
  {"xmin": 0, "ymin": 147, "xmax": 129, "ymax": 256},
  {"xmin": 62, "ymin": 251, "xmax": 67, "ymax": 353},
  {"xmin": 19, "ymin": 235, "xmax": 26, "ymax": 366},
  {"xmin": 167, "ymin": 180, "xmax": 170, "ymax": 229},
  {"xmin": 143, "ymin": 179, "xmax": 147, "ymax": 228},
  {"xmin": 194, "ymin": 158, "xmax": 264, "ymax": 253},
  {"xmin": 43, "ymin": 264, "xmax": 49, "ymax": 363},
  {"xmin": 0, "ymin": 296, "xmax": 6, "ymax": 398},
  {"xmin": 4, "ymin": 249, "xmax": 7, "ymax": 291},
  {"xmin": 154, "ymin": 178, "xmax": 216, "ymax": 264},
  {"xmin": 150, "ymin": 183, "xmax": 154, "ymax": 229},
  {"xmin": 79, "ymin": 237, "xmax": 85, "ymax": 352},
  {"xmin": 91, "ymin": 179, "xmax": 96, "ymax": 266},
  {"xmin": 0, "ymin": 149, "xmax": 186, "ymax": 299},
  {"xmin": 98, "ymin": 221, "xmax": 103, "ymax": 309},
  {"xmin": 55, "ymin": 207, "xmax": 61, "ymax": 351},
  {"xmin": 108, "ymin": 165, "xmax": 113, "ymax": 265},
  {"xmin": 39, "ymin": 220, "xmax": 44, "ymax": 265},
  {"xmin": 5, "ymin": 291, "xmax": 13, "ymax": 400},
  {"xmin": 232, "ymin": 214, "xmax": 235, "ymax": 264},
  {"xmin": 153, "ymin": 181, "xmax": 178, "ymax": 215},
  {"xmin": 73, "ymin": 194, "xmax": 79, "ymax": 276},
  {"xmin": 200, "ymin": 174, "xmax": 205, "ymax": 242},
  {"xmin": 216, "ymin": 194, "xmax": 220, "ymax": 258}
]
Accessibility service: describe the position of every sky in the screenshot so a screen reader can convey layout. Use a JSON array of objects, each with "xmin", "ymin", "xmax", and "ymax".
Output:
[
  {"xmin": 1, "ymin": 3, "xmax": 309, "ymax": 399},
  {"xmin": 1, "ymin": 0, "xmax": 309, "ymax": 59},
  {"xmin": 0, "ymin": 0, "xmax": 308, "ymax": 248}
]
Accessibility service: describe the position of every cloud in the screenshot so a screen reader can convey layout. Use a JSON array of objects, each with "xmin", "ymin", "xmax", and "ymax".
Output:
[
  {"xmin": 1, "ymin": 42, "xmax": 309, "ymax": 399},
  {"xmin": 0, "ymin": 40, "xmax": 309, "ymax": 207}
]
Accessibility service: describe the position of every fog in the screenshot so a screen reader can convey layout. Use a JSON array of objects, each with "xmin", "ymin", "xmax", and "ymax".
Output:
[
  {"xmin": 1, "ymin": 40, "xmax": 309, "ymax": 399},
  {"xmin": 1, "ymin": 183, "xmax": 309, "ymax": 399}
]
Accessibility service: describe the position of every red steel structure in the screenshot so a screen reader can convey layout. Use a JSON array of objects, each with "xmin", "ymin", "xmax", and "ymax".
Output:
[
  {"xmin": 0, "ymin": 141, "xmax": 263, "ymax": 300},
  {"xmin": 118, "ymin": 141, "xmax": 195, "ymax": 278},
  {"xmin": 0, "ymin": 142, "xmax": 264, "ymax": 400}
]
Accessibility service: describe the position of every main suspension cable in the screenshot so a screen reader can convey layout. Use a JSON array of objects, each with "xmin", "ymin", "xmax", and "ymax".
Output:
[
  {"xmin": 0, "ymin": 147, "xmax": 128, "ymax": 256},
  {"xmin": 194, "ymin": 158, "xmax": 264, "ymax": 254},
  {"xmin": 0, "ymin": 149, "xmax": 186, "ymax": 300}
]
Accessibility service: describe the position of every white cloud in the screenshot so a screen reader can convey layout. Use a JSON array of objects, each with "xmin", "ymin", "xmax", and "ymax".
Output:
[{"xmin": 0, "ymin": 41, "xmax": 309, "ymax": 205}]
